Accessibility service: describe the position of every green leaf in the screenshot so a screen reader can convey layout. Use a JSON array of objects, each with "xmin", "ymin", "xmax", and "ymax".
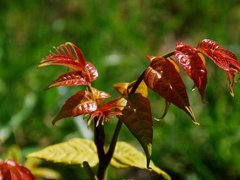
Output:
[
  {"xmin": 111, "ymin": 142, "xmax": 171, "ymax": 180},
  {"xmin": 120, "ymin": 93, "xmax": 153, "ymax": 167},
  {"xmin": 27, "ymin": 138, "xmax": 98, "ymax": 167}
]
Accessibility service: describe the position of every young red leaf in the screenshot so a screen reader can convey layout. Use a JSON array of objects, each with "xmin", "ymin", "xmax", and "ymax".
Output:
[
  {"xmin": 175, "ymin": 42, "xmax": 208, "ymax": 101},
  {"xmin": 85, "ymin": 62, "xmax": 98, "ymax": 81},
  {"xmin": 119, "ymin": 93, "xmax": 153, "ymax": 168},
  {"xmin": 47, "ymin": 71, "xmax": 91, "ymax": 89},
  {"xmin": 144, "ymin": 56, "xmax": 199, "ymax": 125},
  {"xmin": 39, "ymin": 42, "xmax": 99, "ymax": 88},
  {"xmin": 197, "ymin": 39, "xmax": 240, "ymax": 96},
  {"xmin": 87, "ymin": 97, "xmax": 123, "ymax": 126},
  {"xmin": 39, "ymin": 42, "xmax": 86, "ymax": 70},
  {"xmin": 0, "ymin": 160, "xmax": 34, "ymax": 180},
  {"xmin": 52, "ymin": 90, "xmax": 97, "ymax": 125},
  {"xmin": 89, "ymin": 87, "xmax": 111, "ymax": 105}
]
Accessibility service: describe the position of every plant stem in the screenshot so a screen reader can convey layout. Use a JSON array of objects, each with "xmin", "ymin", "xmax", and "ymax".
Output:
[
  {"xmin": 94, "ymin": 119, "xmax": 106, "ymax": 180},
  {"xmin": 94, "ymin": 52, "xmax": 174, "ymax": 179},
  {"xmin": 129, "ymin": 70, "xmax": 146, "ymax": 94},
  {"xmin": 83, "ymin": 161, "xmax": 98, "ymax": 180},
  {"xmin": 105, "ymin": 120, "xmax": 122, "ymax": 162}
]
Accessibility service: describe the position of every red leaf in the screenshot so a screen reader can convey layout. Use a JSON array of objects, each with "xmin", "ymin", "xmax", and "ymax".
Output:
[
  {"xmin": 144, "ymin": 56, "xmax": 198, "ymax": 125},
  {"xmin": 0, "ymin": 160, "xmax": 34, "ymax": 180},
  {"xmin": 175, "ymin": 42, "xmax": 208, "ymax": 101},
  {"xmin": 85, "ymin": 62, "xmax": 98, "ymax": 81},
  {"xmin": 197, "ymin": 39, "xmax": 240, "ymax": 96},
  {"xmin": 88, "ymin": 97, "xmax": 123, "ymax": 126},
  {"xmin": 89, "ymin": 87, "xmax": 111, "ymax": 105},
  {"xmin": 39, "ymin": 42, "xmax": 86, "ymax": 70},
  {"xmin": 39, "ymin": 42, "xmax": 99, "ymax": 87},
  {"xmin": 52, "ymin": 90, "xmax": 97, "ymax": 125},
  {"xmin": 119, "ymin": 93, "xmax": 153, "ymax": 167},
  {"xmin": 47, "ymin": 71, "xmax": 91, "ymax": 89}
]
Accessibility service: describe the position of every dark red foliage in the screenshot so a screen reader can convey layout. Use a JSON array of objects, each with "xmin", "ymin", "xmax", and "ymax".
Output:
[
  {"xmin": 52, "ymin": 87, "xmax": 122, "ymax": 126},
  {"xmin": 87, "ymin": 98, "xmax": 123, "ymax": 126},
  {"xmin": 40, "ymin": 40, "xmax": 240, "ymax": 127},
  {"xmin": 0, "ymin": 160, "xmax": 34, "ymax": 180},
  {"xmin": 197, "ymin": 39, "xmax": 240, "ymax": 96},
  {"xmin": 175, "ymin": 42, "xmax": 208, "ymax": 101},
  {"xmin": 52, "ymin": 90, "xmax": 98, "ymax": 125},
  {"xmin": 144, "ymin": 56, "xmax": 198, "ymax": 124}
]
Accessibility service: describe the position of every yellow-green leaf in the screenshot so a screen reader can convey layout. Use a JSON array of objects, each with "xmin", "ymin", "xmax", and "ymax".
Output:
[
  {"xmin": 111, "ymin": 142, "xmax": 171, "ymax": 180},
  {"xmin": 120, "ymin": 93, "xmax": 153, "ymax": 167},
  {"xmin": 27, "ymin": 138, "xmax": 98, "ymax": 167},
  {"xmin": 113, "ymin": 81, "xmax": 148, "ymax": 97}
]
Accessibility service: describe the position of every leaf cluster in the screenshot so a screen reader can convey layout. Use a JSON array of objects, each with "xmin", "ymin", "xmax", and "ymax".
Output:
[{"xmin": 33, "ymin": 39, "xmax": 240, "ymax": 179}]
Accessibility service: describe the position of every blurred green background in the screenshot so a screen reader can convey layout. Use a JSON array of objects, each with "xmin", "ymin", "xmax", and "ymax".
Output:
[{"xmin": 1, "ymin": 0, "xmax": 240, "ymax": 179}]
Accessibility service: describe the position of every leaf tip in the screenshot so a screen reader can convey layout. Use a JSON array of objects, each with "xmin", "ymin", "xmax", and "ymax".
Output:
[
  {"xmin": 184, "ymin": 106, "xmax": 200, "ymax": 125},
  {"xmin": 193, "ymin": 121, "xmax": 200, "ymax": 126},
  {"xmin": 145, "ymin": 56, "xmax": 155, "ymax": 61}
]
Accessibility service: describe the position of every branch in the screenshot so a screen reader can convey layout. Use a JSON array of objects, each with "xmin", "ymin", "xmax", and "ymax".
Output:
[
  {"xmin": 105, "ymin": 120, "xmax": 122, "ymax": 162},
  {"xmin": 94, "ymin": 119, "xmax": 105, "ymax": 164}
]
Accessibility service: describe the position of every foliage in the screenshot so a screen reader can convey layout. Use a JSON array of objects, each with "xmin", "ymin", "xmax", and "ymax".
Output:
[
  {"xmin": 0, "ymin": 160, "xmax": 34, "ymax": 180},
  {"xmin": 27, "ymin": 138, "xmax": 170, "ymax": 180},
  {"xmin": 1, "ymin": 1, "xmax": 240, "ymax": 179},
  {"xmin": 26, "ymin": 39, "xmax": 240, "ymax": 179}
]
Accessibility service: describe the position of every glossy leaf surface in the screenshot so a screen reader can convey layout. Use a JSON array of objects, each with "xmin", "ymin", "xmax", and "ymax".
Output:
[
  {"xmin": 111, "ymin": 142, "xmax": 171, "ymax": 180},
  {"xmin": 88, "ymin": 97, "xmax": 123, "ymax": 126},
  {"xmin": 0, "ymin": 160, "xmax": 34, "ymax": 180},
  {"xmin": 52, "ymin": 90, "xmax": 97, "ymax": 125},
  {"xmin": 89, "ymin": 87, "xmax": 111, "ymax": 105},
  {"xmin": 120, "ymin": 93, "xmax": 153, "ymax": 167},
  {"xmin": 85, "ymin": 62, "xmax": 98, "ymax": 81},
  {"xmin": 47, "ymin": 71, "xmax": 91, "ymax": 89},
  {"xmin": 39, "ymin": 42, "xmax": 86, "ymax": 70},
  {"xmin": 27, "ymin": 138, "xmax": 98, "ymax": 167},
  {"xmin": 144, "ymin": 56, "xmax": 198, "ymax": 125},
  {"xmin": 38, "ymin": 42, "xmax": 98, "ymax": 87},
  {"xmin": 175, "ymin": 42, "xmax": 208, "ymax": 101},
  {"xmin": 197, "ymin": 39, "xmax": 240, "ymax": 96}
]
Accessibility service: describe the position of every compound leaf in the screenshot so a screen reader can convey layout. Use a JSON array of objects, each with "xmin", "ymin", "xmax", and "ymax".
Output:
[{"xmin": 39, "ymin": 42, "xmax": 86, "ymax": 70}]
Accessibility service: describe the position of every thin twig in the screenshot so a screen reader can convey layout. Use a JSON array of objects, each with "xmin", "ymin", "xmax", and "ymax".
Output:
[
  {"xmin": 83, "ymin": 161, "xmax": 98, "ymax": 180},
  {"xmin": 105, "ymin": 120, "xmax": 122, "ymax": 162}
]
